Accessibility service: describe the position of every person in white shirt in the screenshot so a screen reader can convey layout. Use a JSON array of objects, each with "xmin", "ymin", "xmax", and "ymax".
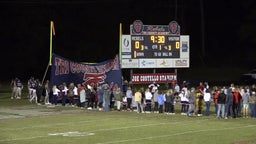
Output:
[
  {"xmin": 52, "ymin": 85, "xmax": 60, "ymax": 106},
  {"xmin": 73, "ymin": 84, "xmax": 79, "ymax": 107},
  {"xmin": 204, "ymin": 89, "xmax": 211, "ymax": 116},
  {"xmin": 179, "ymin": 90, "xmax": 188, "ymax": 115},
  {"xmin": 174, "ymin": 83, "xmax": 180, "ymax": 94},
  {"xmin": 145, "ymin": 88, "xmax": 153, "ymax": 113},
  {"xmin": 148, "ymin": 82, "xmax": 160, "ymax": 95}
]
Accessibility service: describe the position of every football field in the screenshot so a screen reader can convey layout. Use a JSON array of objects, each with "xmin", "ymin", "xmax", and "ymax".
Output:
[{"xmin": 0, "ymin": 90, "xmax": 256, "ymax": 144}]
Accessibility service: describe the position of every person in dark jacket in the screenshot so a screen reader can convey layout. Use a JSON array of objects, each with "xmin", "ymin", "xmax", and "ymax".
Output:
[
  {"xmin": 165, "ymin": 89, "xmax": 174, "ymax": 114},
  {"xmin": 187, "ymin": 87, "xmax": 196, "ymax": 116},
  {"xmin": 217, "ymin": 88, "xmax": 226, "ymax": 118},
  {"xmin": 225, "ymin": 88, "xmax": 234, "ymax": 119}
]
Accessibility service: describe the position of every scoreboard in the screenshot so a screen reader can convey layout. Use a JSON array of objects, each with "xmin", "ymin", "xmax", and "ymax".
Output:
[
  {"xmin": 121, "ymin": 20, "xmax": 190, "ymax": 68},
  {"xmin": 131, "ymin": 35, "xmax": 180, "ymax": 58}
]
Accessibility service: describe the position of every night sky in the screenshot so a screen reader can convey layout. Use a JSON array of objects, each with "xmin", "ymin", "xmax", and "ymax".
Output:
[{"xmin": 1, "ymin": 0, "xmax": 256, "ymax": 82}]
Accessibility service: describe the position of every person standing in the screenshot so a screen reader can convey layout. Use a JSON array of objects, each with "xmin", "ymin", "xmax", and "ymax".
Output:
[
  {"xmin": 122, "ymin": 95, "xmax": 128, "ymax": 111},
  {"xmin": 52, "ymin": 85, "xmax": 60, "ymax": 106},
  {"xmin": 43, "ymin": 80, "xmax": 50, "ymax": 105},
  {"xmin": 97, "ymin": 85, "xmax": 104, "ymax": 111},
  {"xmin": 14, "ymin": 78, "xmax": 23, "ymax": 99},
  {"xmin": 27, "ymin": 77, "xmax": 34, "ymax": 99},
  {"xmin": 114, "ymin": 87, "xmax": 123, "ymax": 111},
  {"xmin": 217, "ymin": 89, "xmax": 226, "ymax": 119},
  {"xmin": 249, "ymin": 92, "xmax": 256, "ymax": 118},
  {"xmin": 109, "ymin": 82, "xmax": 115, "ymax": 110},
  {"xmin": 148, "ymin": 81, "xmax": 160, "ymax": 95},
  {"xmin": 165, "ymin": 89, "xmax": 174, "ymax": 114},
  {"xmin": 174, "ymin": 83, "xmax": 180, "ymax": 96},
  {"xmin": 145, "ymin": 88, "xmax": 153, "ymax": 113},
  {"xmin": 103, "ymin": 83, "xmax": 111, "ymax": 111},
  {"xmin": 187, "ymin": 88, "xmax": 196, "ymax": 116},
  {"xmin": 242, "ymin": 89, "xmax": 249, "ymax": 118},
  {"xmin": 204, "ymin": 89, "xmax": 211, "ymax": 116},
  {"xmin": 134, "ymin": 89, "xmax": 144, "ymax": 113},
  {"xmin": 199, "ymin": 82, "xmax": 205, "ymax": 94},
  {"xmin": 67, "ymin": 83, "xmax": 75, "ymax": 106},
  {"xmin": 29, "ymin": 79, "xmax": 37, "ymax": 103},
  {"xmin": 73, "ymin": 84, "xmax": 79, "ymax": 107},
  {"xmin": 179, "ymin": 90, "xmax": 188, "ymax": 115},
  {"xmin": 233, "ymin": 87, "xmax": 242, "ymax": 118},
  {"xmin": 62, "ymin": 83, "xmax": 68, "ymax": 106},
  {"xmin": 87, "ymin": 85, "xmax": 96, "ymax": 110},
  {"xmin": 77, "ymin": 84, "xmax": 86, "ymax": 109},
  {"xmin": 158, "ymin": 91, "xmax": 165, "ymax": 114},
  {"xmin": 35, "ymin": 80, "xmax": 43, "ymax": 105},
  {"xmin": 153, "ymin": 89, "xmax": 159, "ymax": 113},
  {"xmin": 126, "ymin": 87, "xmax": 133, "ymax": 111},
  {"xmin": 10, "ymin": 78, "xmax": 17, "ymax": 99},
  {"xmin": 213, "ymin": 86, "xmax": 220, "ymax": 115},
  {"xmin": 195, "ymin": 89, "xmax": 203, "ymax": 116},
  {"xmin": 225, "ymin": 88, "xmax": 234, "ymax": 119}
]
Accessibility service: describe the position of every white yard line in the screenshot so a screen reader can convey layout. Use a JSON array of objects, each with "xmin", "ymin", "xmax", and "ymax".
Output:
[
  {"xmin": 1, "ymin": 118, "xmax": 114, "ymax": 131},
  {"xmin": 96, "ymin": 125, "xmax": 256, "ymax": 144},
  {"xmin": 2, "ymin": 118, "xmax": 253, "ymax": 143},
  {"xmin": 0, "ymin": 119, "xmax": 208, "ymax": 142}
]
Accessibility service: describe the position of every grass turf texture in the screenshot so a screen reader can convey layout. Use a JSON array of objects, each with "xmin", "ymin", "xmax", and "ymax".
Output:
[{"xmin": 0, "ymin": 85, "xmax": 256, "ymax": 144}]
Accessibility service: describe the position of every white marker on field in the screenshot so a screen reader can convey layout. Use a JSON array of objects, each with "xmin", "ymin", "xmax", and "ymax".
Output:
[{"xmin": 48, "ymin": 131, "xmax": 95, "ymax": 137}]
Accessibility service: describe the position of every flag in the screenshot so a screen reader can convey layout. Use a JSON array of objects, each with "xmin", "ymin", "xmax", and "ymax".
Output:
[
  {"xmin": 51, "ymin": 21, "xmax": 55, "ymax": 36},
  {"xmin": 49, "ymin": 21, "xmax": 55, "ymax": 66},
  {"xmin": 119, "ymin": 23, "xmax": 122, "ymax": 65}
]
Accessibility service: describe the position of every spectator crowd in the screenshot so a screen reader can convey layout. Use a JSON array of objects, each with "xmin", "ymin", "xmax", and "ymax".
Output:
[{"xmin": 10, "ymin": 77, "xmax": 256, "ymax": 119}]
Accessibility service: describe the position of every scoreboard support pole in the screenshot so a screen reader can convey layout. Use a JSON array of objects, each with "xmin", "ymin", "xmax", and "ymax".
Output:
[
  {"xmin": 153, "ymin": 68, "xmax": 156, "ymax": 74},
  {"xmin": 175, "ymin": 68, "xmax": 177, "ymax": 82},
  {"xmin": 130, "ymin": 69, "xmax": 133, "ymax": 83}
]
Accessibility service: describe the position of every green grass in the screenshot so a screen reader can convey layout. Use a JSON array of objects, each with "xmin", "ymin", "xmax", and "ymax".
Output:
[{"xmin": 0, "ymin": 85, "xmax": 256, "ymax": 144}]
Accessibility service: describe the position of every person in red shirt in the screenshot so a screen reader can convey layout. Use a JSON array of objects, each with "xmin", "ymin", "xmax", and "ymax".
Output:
[
  {"xmin": 213, "ymin": 86, "xmax": 220, "ymax": 115},
  {"xmin": 198, "ymin": 82, "xmax": 205, "ymax": 94},
  {"xmin": 233, "ymin": 87, "xmax": 242, "ymax": 118}
]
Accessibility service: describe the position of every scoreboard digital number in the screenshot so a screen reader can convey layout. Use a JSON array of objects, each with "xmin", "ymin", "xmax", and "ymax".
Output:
[{"xmin": 131, "ymin": 35, "xmax": 180, "ymax": 59}]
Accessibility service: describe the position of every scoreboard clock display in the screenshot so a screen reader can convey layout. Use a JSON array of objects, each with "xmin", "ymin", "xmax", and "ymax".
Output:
[{"xmin": 131, "ymin": 35, "xmax": 180, "ymax": 58}]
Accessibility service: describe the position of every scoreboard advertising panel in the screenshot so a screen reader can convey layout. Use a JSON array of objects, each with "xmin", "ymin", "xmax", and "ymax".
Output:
[{"xmin": 121, "ymin": 20, "xmax": 190, "ymax": 68}]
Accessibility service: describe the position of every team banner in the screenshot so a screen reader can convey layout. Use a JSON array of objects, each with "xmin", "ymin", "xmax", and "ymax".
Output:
[{"xmin": 50, "ymin": 53, "xmax": 122, "ymax": 90}]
